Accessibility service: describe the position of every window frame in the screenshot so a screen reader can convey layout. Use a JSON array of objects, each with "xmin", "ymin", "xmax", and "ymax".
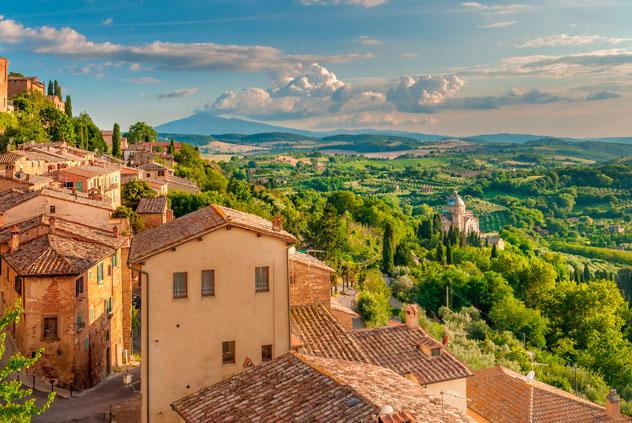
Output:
[
  {"xmin": 261, "ymin": 344, "xmax": 273, "ymax": 362},
  {"xmin": 255, "ymin": 266, "xmax": 270, "ymax": 293},
  {"xmin": 172, "ymin": 272, "xmax": 188, "ymax": 299},
  {"xmin": 14, "ymin": 276, "xmax": 22, "ymax": 295},
  {"xmin": 75, "ymin": 276, "xmax": 84, "ymax": 297},
  {"xmin": 42, "ymin": 316, "xmax": 58, "ymax": 341},
  {"xmin": 201, "ymin": 270, "xmax": 215, "ymax": 297},
  {"xmin": 49, "ymin": 205, "xmax": 56, "ymax": 214},
  {"xmin": 222, "ymin": 340, "xmax": 236, "ymax": 365}
]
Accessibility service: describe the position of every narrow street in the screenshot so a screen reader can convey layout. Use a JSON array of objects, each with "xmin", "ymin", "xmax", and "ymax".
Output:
[{"xmin": 33, "ymin": 367, "xmax": 141, "ymax": 423}]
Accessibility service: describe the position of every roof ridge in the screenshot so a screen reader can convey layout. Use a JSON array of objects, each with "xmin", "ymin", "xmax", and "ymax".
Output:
[{"xmin": 47, "ymin": 234, "xmax": 81, "ymax": 273}]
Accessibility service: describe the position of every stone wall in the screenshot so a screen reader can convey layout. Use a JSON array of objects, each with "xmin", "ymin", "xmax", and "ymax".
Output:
[{"xmin": 289, "ymin": 259, "xmax": 332, "ymax": 306}]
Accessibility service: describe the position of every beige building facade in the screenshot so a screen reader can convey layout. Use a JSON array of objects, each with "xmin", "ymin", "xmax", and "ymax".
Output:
[
  {"xmin": 129, "ymin": 205, "xmax": 295, "ymax": 423},
  {"xmin": 0, "ymin": 57, "xmax": 7, "ymax": 113}
]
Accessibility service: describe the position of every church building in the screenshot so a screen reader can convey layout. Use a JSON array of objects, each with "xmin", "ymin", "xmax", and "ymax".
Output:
[{"xmin": 442, "ymin": 191, "xmax": 480, "ymax": 235}]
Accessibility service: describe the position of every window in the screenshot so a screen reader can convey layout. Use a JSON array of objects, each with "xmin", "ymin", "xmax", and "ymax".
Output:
[
  {"xmin": 42, "ymin": 317, "xmax": 58, "ymax": 341},
  {"xmin": 75, "ymin": 277, "xmax": 84, "ymax": 297},
  {"xmin": 173, "ymin": 272, "xmax": 187, "ymax": 298},
  {"xmin": 222, "ymin": 341, "xmax": 235, "ymax": 364},
  {"xmin": 255, "ymin": 266, "xmax": 269, "ymax": 292},
  {"xmin": 14, "ymin": 276, "xmax": 22, "ymax": 295},
  {"xmin": 76, "ymin": 313, "xmax": 85, "ymax": 330},
  {"xmin": 158, "ymin": 170, "xmax": 165, "ymax": 177},
  {"xmin": 96, "ymin": 262, "xmax": 104, "ymax": 284},
  {"xmin": 201, "ymin": 270, "xmax": 215, "ymax": 297},
  {"xmin": 261, "ymin": 344, "xmax": 273, "ymax": 362},
  {"xmin": 49, "ymin": 205, "xmax": 56, "ymax": 214},
  {"xmin": 84, "ymin": 338, "xmax": 89, "ymax": 351},
  {"xmin": 146, "ymin": 173, "xmax": 151, "ymax": 178},
  {"xmin": 107, "ymin": 265, "xmax": 112, "ymax": 277},
  {"xmin": 112, "ymin": 253, "xmax": 118, "ymax": 268},
  {"xmin": 105, "ymin": 297, "xmax": 113, "ymax": 316}
]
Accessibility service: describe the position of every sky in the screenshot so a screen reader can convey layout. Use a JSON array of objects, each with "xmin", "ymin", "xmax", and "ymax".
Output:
[{"xmin": 1, "ymin": 0, "xmax": 631, "ymax": 137}]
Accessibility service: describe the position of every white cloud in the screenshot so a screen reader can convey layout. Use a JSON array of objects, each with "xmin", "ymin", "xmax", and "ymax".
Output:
[
  {"xmin": 102, "ymin": 17, "xmax": 113, "ymax": 25},
  {"xmin": 386, "ymin": 75, "xmax": 465, "ymax": 112},
  {"xmin": 299, "ymin": 0, "xmax": 386, "ymax": 7},
  {"xmin": 584, "ymin": 90, "xmax": 621, "ymax": 101},
  {"xmin": 355, "ymin": 35, "xmax": 384, "ymax": 46},
  {"xmin": 478, "ymin": 21, "xmax": 516, "ymax": 29},
  {"xmin": 0, "ymin": 16, "xmax": 370, "ymax": 72},
  {"xmin": 400, "ymin": 53, "xmax": 419, "ymax": 60},
  {"xmin": 461, "ymin": 2, "xmax": 527, "ymax": 15},
  {"xmin": 157, "ymin": 87, "xmax": 199, "ymax": 99},
  {"xmin": 129, "ymin": 76, "xmax": 161, "ymax": 84},
  {"xmin": 516, "ymin": 33, "xmax": 632, "ymax": 48}
]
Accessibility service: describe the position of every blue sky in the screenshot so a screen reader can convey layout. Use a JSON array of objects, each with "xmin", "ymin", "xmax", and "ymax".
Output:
[{"xmin": 1, "ymin": 0, "xmax": 631, "ymax": 136}]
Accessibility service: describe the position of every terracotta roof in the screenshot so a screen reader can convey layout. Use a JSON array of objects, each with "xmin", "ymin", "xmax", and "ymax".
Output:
[
  {"xmin": 138, "ymin": 162, "xmax": 168, "ymax": 171},
  {"xmin": 467, "ymin": 366, "xmax": 632, "ymax": 423},
  {"xmin": 349, "ymin": 325, "xmax": 472, "ymax": 385},
  {"xmin": 171, "ymin": 352, "xmax": 472, "ymax": 423},
  {"xmin": 0, "ymin": 152, "xmax": 24, "ymax": 164},
  {"xmin": 291, "ymin": 304, "xmax": 369, "ymax": 362},
  {"xmin": 121, "ymin": 174, "xmax": 138, "ymax": 185},
  {"xmin": 0, "ymin": 190, "xmax": 39, "ymax": 213},
  {"xmin": 0, "ymin": 215, "xmax": 43, "ymax": 239},
  {"xmin": 58, "ymin": 165, "xmax": 118, "ymax": 177},
  {"xmin": 129, "ymin": 204, "xmax": 296, "ymax": 262},
  {"xmin": 136, "ymin": 196, "xmax": 167, "ymax": 214},
  {"xmin": 291, "ymin": 251, "xmax": 335, "ymax": 272},
  {"xmin": 165, "ymin": 174, "xmax": 199, "ymax": 189}
]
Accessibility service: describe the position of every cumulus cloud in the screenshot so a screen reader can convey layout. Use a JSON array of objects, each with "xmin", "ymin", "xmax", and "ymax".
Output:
[
  {"xmin": 355, "ymin": 36, "xmax": 384, "ymax": 46},
  {"xmin": 0, "ymin": 15, "xmax": 370, "ymax": 72},
  {"xmin": 584, "ymin": 90, "xmax": 621, "ymax": 101},
  {"xmin": 157, "ymin": 87, "xmax": 199, "ymax": 99},
  {"xmin": 479, "ymin": 21, "xmax": 516, "ymax": 29},
  {"xmin": 461, "ymin": 2, "xmax": 527, "ymax": 15},
  {"xmin": 299, "ymin": 0, "xmax": 386, "ymax": 7},
  {"xmin": 516, "ymin": 34, "xmax": 632, "ymax": 48},
  {"xmin": 386, "ymin": 75, "xmax": 464, "ymax": 112},
  {"xmin": 448, "ymin": 88, "xmax": 570, "ymax": 110}
]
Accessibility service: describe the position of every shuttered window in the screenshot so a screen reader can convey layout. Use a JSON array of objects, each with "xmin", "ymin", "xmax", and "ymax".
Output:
[
  {"xmin": 255, "ymin": 266, "xmax": 269, "ymax": 292},
  {"xmin": 173, "ymin": 272, "xmax": 187, "ymax": 299},
  {"xmin": 201, "ymin": 270, "xmax": 215, "ymax": 297}
]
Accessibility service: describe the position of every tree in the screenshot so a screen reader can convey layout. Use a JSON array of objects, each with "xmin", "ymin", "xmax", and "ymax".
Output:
[
  {"xmin": 418, "ymin": 218, "xmax": 433, "ymax": 241},
  {"xmin": 382, "ymin": 221, "xmax": 395, "ymax": 274},
  {"xmin": 168, "ymin": 139, "xmax": 176, "ymax": 155},
  {"xmin": 0, "ymin": 300, "xmax": 55, "ymax": 421},
  {"xmin": 583, "ymin": 264, "xmax": 591, "ymax": 283},
  {"xmin": 312, "ymin": 203, "xmax": 348, "ymax": 266},
  {"xmin": 64, "ymin": 95, "xmax": 72, "ymax": 118},
  {"xmin": 47, "ymin": 81, "xmax": 53, "ymax": 96},
  {"xmin": 125, "ymin": 121, "xmax": 156, "ymax": 144},
  {"xmin": 435, "ymin": 242, "xmax": 445, "ymax": 264},
  {"xmin": 112, "ymin": 123, "xmax": 121, "ymax": 158},
  {"xmin": 446, "ymin": 242, "xmax": 453, "ymax": 265},
  {"xmin": 121, "ymin": 180, "xmax": 156, "ymax": 210},
  {"xmin": 53, "ymin": 80, "xmax": 60, "ymax": 99},
  {"xmin": 491, "ymin": 243, "xmax": 498, "ymax": 259}
]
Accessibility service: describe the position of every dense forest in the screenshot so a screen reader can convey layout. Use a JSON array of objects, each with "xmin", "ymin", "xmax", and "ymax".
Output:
[{"xmin": 139, "ymin": 141, "xmax": 632, "ymax": 415}]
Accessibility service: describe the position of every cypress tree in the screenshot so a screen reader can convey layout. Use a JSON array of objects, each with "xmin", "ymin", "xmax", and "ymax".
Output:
[
  {"xmin": 47, "ymin": 81, "xmax": 54, "ymax": 96},
  {"xmin": 446, "ymin": 243, "xmax": 453, "ymax": 265},
  {"xmin": 64, "ymin": 95, "xmax": 72, "ymax": 117},
  {"xmin": 381, "ymin": 222, "xmax": 395, "ymax": 274},
  {"xmin": 112, "ymin": 123, "xmax": 121, "ymax": 158},
  {"xmin": 55, "ymin": 85, "xmax": 62, "ymax": 100},
  {"xmin": 490, "ymin": 243, "xmax": 498, "ymax": 259},
  {"xmin": 435, "ymin": 242, "xmax": 445, "ymax": 265},
  {"xmin": 168, "ymin": 139, "xmax": 176, "ymax": 155},
  {"xmin": 53, "ymin": 80, "xmax": 59, "ymax": 97},
  {"xmin": 583, "ymin": 264, "xmax": 591, "ymax": 283}
]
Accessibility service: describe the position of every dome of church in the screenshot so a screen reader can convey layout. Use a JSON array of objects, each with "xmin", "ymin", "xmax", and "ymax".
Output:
[{"xmin": 447, "ymin": 191, "xmax": 465, "ymax": 207}]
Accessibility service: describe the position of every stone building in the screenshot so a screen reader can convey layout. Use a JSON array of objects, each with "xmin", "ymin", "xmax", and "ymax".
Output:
[
  {"xmin": 136, "ymin": 196, "xmax": 173, "ymax": 229},
  {"xmin": 0, "ymin": 57, "xmax": 7, "ymax": 113},
  {"xmin": 289, "ymin": 250, "xmax": 334, "ymax": 307},
  {"xmin": 0, "ymin": 216, "xmax": 131, "ymax": 390},
  {"xmin": 442, "ymin": 191, "xmax": 480, "ymax": 235},
  {"xmin": 52, "ymin": 165, "xmax": 121, "ymax": 208},
  {"xmin": 137, "ymin": 162, "xmax": 200, "ymax": 194},
  {"xmin": 8, "ymin": 75, "xmax": 45, "ymax": 97},
  {"xmin": 128, "ymin": 205, "xmax": 296, "ymax": 423}
]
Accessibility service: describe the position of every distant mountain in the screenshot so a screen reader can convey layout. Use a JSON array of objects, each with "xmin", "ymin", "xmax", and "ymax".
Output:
[
  {"xmin": 155, "ymin": 112, "xmax": 317, "ymax": 136},
  {"xmin": 466, "ymin": 133, "xmax": 548, "ymax": 144}
]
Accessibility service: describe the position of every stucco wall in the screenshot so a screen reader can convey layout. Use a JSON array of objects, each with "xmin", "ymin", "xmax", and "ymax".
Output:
[
  {"xmin": 289, "ymin": 259, "xmax": 331, "ymax": 306},
  {"xmin": 138, "ymin": 226, "xmax": 291, "ymax": 423},
  {"xmin": 425, "ymin": 377, "xmax": 468, "ymax": 412}
]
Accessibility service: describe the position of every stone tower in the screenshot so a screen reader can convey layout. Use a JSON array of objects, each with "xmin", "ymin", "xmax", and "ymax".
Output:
[
  {"xmin": 447, "ymin": 190, "xmax": 466, "ymax": 231},
  {"xmin": 0, "ymin": 57, "xmax": 8, "ymax": 113}
]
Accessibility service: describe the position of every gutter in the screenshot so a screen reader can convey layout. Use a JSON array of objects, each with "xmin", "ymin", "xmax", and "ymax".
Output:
[{"xmin": 130, "ymin": 263, "xmax": 150, "ymax": 423}]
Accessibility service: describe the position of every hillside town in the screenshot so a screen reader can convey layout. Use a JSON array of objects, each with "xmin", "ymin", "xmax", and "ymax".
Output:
[{"xmin": 2, "ymin": 12, "xmax": 632, "ymax": 420}]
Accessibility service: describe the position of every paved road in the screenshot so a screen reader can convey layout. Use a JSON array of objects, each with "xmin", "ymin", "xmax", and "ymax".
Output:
[{"xmin": 33, "ymin": 367, "xmax": 140, "ymax": 423}]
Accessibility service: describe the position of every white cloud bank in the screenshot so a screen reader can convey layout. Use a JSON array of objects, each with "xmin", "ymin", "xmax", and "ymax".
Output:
[
  {"xmin": 157, "ymin": 87, "xmax": 199, "ymax": 99},
  {"xmin": 516, "ymin": 33, "xmax": 632, "ymax": 48},
  {"xmin": 299, "ymin": 0, "xmax": 386, "ymax": 7}
]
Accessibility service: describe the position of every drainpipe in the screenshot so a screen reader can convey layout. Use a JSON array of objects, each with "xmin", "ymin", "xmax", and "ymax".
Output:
[
  {"xmin": 287, "ymin": 244, "xmax": 295, "ymax": 351},
  {"xmin": 130, "ymin": 264, "xmax": 149, "ymax": 423}
]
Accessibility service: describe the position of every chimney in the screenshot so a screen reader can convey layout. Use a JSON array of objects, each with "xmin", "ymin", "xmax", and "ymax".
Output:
[
  {"xmin": 10, "ymin": 226, "xmax": 20, "ymax": 253},
  {"xmin": 404, "ymin": 304, "xmax": 419, "ymax": 329},
  {"xmin": 48, "ymin": 216, "xmax": 56, "ymax": 235},
  {"xmin": 113, "ymin": 225, "xmax": 119, "ymax": 239},
  {"xmin": 378, "ymin": 407, "xmax": 415, "ymax": 423},
  {"xmin": 272, "ymin": 215, "xmax": 283, "ymax": 232},
  {"xmin": 606, "ymin": 390, "xmax": 620, "ymax": 419}
]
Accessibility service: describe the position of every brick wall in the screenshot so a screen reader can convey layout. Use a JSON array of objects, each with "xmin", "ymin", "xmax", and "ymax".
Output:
[
  {"xmin": 0, "ymin": 58, "xmax": 7, "ymax": 113},
  {"xmin": 289, "ymin": 259, "xmax": 332, "ymax": 306}
]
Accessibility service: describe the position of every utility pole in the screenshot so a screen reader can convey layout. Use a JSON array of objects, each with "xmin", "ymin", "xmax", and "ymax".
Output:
[{"xmin": 445, "ymin": 286, "xmax": 449, "ymax": 308}]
